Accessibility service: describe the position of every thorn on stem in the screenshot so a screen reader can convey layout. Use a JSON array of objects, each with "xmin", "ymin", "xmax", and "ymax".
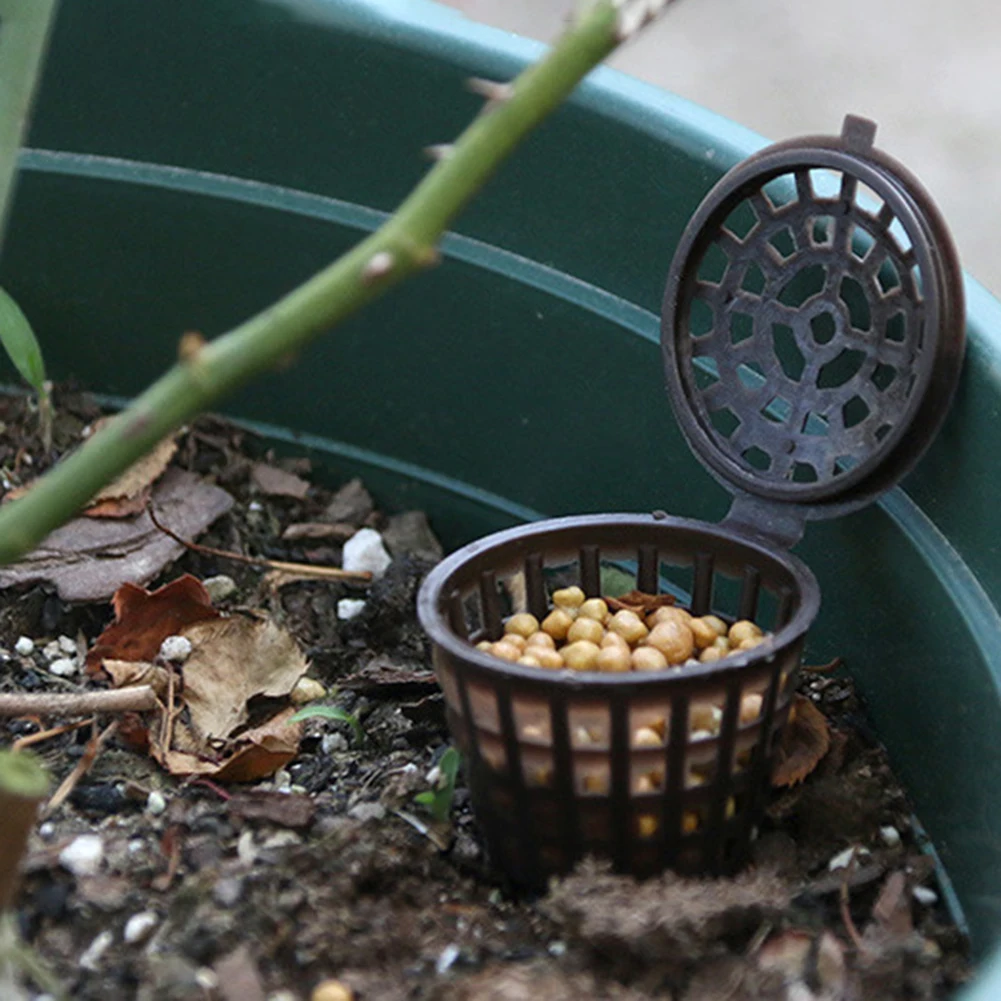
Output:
[
  {"xmin": 424, "ymin": 143, "xmax": 456, "ymax": 162},
  {"xmin": 614, "ymin": 0, "xmax": 673, "ymax": 41},
  {"xmin": 466, "ymin": 77, "xmax": 515, "ymax": 105},
  {"xmin": 362, "ymin": 251, "xmax": 396, "ymax": 284},
  {"xmin": 178, "ymin": 330, "xmax": 206, "ymax": 363}
]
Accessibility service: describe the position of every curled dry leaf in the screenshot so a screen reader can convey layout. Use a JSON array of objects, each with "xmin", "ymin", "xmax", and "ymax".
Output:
[
  {"xmin": 83, "ymin": 418, "xmax": 178, "ymax": 516},
  {"xmin": 86, "ymin": 574, "xmax": 219, "ymax": 675},
  {"xmin": 771, "ymin": 694, "xmax": 832, "ymax": 787},
  {"xmin": 604, "ymin": 590, "xmax": 677, "ymax": 614},
  {"xmin": 150, "ymin": 707, "xmax": 303, "ymax": 782},
  {"xmin": 180, "ymin": 614, "xmax": 309, "ymax": 741},
  {"xmin": 102, "ymin": 659, "xmax": 170, "ymax": 698}
]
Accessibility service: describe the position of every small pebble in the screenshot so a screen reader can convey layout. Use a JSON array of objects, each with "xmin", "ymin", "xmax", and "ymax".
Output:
[
  {"xmin": 80, "ymin": 930, "xmax": 114, "ymax": 971},
  {"xmin": 913, "ymin": 885, "xmax": 939, "ymax": 906},
  {"xmin": 268, "ymin": 993, "xmax": 299, "ymax": 1001},
  {"xmin": 879, "ymin": 825, "xmax": 902, "ymax": 848},
  {"xmin": 123, "ymin": 911, "xmax": 159, "ymax": 944},
  {"xmin": 58, "ymin": 634, "xmax": 77, "ymax": 655},
  {"xmin": 547, "ymin": 941, "xmax": 567, "ymax": 957},
  {"xmin": 273, "ymin": 768, "xmax": 293, "ymax": 791},
  {"xmin": 213, "ymin": 876, "xmax": 245, "ymax": 908},
  {"xmin": 237, "ymin": 829, "xmax": 257, "ymax": 866},
  {"xmin": 342, "ymin": 527, "xmax": 392, "ymax": 578},
  {"xmin": 146, "ymin": 790, "xmax": 168, "ymax": 816},
  {"xmin": 291, "ymin": 676, "xmax": 326, "ymax": 704},
  {"xmin": 195, "ymin": 969, "xmax": 219, "ymax": 990},
  {"xmin": 48, "ymin": 657, "xmax": 78, "ymax": 677},
  {"xmin": 337, "ymin": 598, "xmax": 367, "ymax": 621},
  {"xmin": 436, "ymin": 943, "xmax": 461, "ymax": 975},
  {"xmin": 38, "ymin": 821, "xmax": 55, "ymax": 841},
  {"xmin": 828, "ymin": 845, "xmax": 869, "ymax": 871},
  {"xmin": 43, "ymin": 640, "xmax": 62, "ymax": 661},
  {"xmin": 159, "ymin": 635, "xmax": 192, "ymax": 663},
  {"xmin": 14, "ymin": 635, "xmax": 34, "ymax": 655},
  {"xmin": 59, "ymin": 834, "xmax": 104, "ymax": 877},
  {"xmin": 321, "ymin": 732, "xmax": 348, "ymax": 754},
  {"xmin": 260, "ymin": 831, "xmax": 302, "ymax": 851},
  {"xmin": 248, "ymin": 500, "xmax": 263, "ymax": 512},
  {"xmin": 348, "ymin": 802, "xmax": 386, "ymax": 822},
  {"xmin": 203, "ymin": 574, "xmax": 238, "ymax": 602},
  {"xmin": 312, "ymin": 981, "xmax": 354, "ymax": 1001}
]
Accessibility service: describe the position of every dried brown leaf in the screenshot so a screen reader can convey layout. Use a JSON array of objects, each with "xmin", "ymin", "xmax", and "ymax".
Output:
[
  {"xmin": 180, "ymin": 614, "xmax": 309, "ymax": 741},
  {"xmin": 281, "ymin": 521, "xmax": 356, "ymax": 542},
  {"xmin": 250, "ymin": 462, "xmax": 311, "ymax": 499},
  {"xmin": 0, "ymin": 468, "xmax": 234, "ymax": 602},
  {"xmin": 771, "ymin": 695, "xmax": 832, "ymax": 787},
  {"xmin": 868, "ymin": 870, "xmax": 914, "ymax": 941},
  {"xmin": 149, "ymin": 708, "xmax": 303, "ymax": 781},
  {"xmin": 83, "ymin": 487, "xmax": 153, "ymax": 519},
  {"xmin": 605, "ymin": 590, "xmax": 677, "ymax": 614},
  {"xmin": 102, "ymin": 659, "xmax": 170, "ymax": 698},
  {"xmin": 86, "ymin": 418, "xmax": 178, "ymax": 507},
  {"xmin": 86, "ymin": 574, "xmax": 219, "ymax": 675}
]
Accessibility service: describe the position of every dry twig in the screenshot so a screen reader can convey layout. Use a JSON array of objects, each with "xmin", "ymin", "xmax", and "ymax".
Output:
[
  {"xmin": 0, "ymin": 686, "xmax": 157, "ymax": 717},
  {"xmin": 147, "ymin": 502, "xmax": 373, "ymax": 583},
  {"xmin": 42, "ymin": 720, "xmax": 118, "ymax": 817}
]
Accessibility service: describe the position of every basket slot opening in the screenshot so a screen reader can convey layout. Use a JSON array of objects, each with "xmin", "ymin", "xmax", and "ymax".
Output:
[
  {"xmin": 691, "ymin": 552, "xmax": 715, "ymax": 616},
  {"xmin": 479, "ymin": 569, "xmax": 503, "ymax": 640},
  {"xmin": 579, "ymin": 545, "xmax": 601, "ymax": 596},
  {"xmin": 447, "ymin": 589, "xmax": 467, "ymax": 640},
  {"xmin": 738, "ymin": 565, "xmax": 762, "ymax": 621},
  {"xmin": 637, "ymin": 544, "xmax": 658, "ymax": 593},
  {"xmin": 524, "ymin": 552, "xmax": 548, "ymax": 620}
]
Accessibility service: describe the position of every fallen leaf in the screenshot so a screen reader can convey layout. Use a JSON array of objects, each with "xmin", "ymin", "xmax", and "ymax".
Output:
[
  {"xmin": 85, "ymin": 418, "xmax": 178, "ymax": 509},
  {"xmin": 605, "ymin": 590, "xmax": 678, "ymax": 614},
  {"xmin": 0, "ymin": 468, "xmax": 234, "ymax": 602},
  {"xmin": 180, "ymin": 614, "xmax": 308, "ymax": 741},
  {"xmin": 250, "ymin": 462, "xmax": 311, "ymax": 500},
  {"xmin": 83, "ymin": 488, "xmax": 153, "ymax": 520},
  {"xmin": 868, "ymin": 870, "xmax": 914, "ymax": 942},
  {"xmin": 150, "ymin": 708, "xmax": 303, "ymax": 781},
  {"xmin": 771, "ymin": 695, "xmax": 832, "ymax": 787},
  {"xmin": 281, "ymin": 521, "xmax": 356, "ymax": 542},
  {"xmin": 87, "ymin": 574, "xmax": 219, "ymax": 675},
  {"xmin": 102, "ymin": 659, "xmax": 170, "ymax": 698},
  {"xmin": 227, "ymin": 790, "xmax": 315, "ymax": 828}
]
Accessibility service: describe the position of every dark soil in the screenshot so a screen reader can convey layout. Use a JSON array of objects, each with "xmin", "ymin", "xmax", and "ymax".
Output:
[{"xmin": 0, "ymin": 390, "xmax": 972, "ymax": 1000}]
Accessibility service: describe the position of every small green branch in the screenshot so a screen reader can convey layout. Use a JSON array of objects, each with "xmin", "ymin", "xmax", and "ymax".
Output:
[{"xmin": 0, "ymin": 0, "xmax": 675, "ymax": 566}]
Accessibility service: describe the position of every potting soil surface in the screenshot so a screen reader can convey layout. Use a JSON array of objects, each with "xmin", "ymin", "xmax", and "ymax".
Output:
[{"xmin": 0, "ymin": 390, "xmax": 972, "ymax": 1000}]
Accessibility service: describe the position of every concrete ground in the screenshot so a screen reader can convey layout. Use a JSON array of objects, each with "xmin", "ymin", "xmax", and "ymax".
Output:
[{"xmin": 437, "ymin": 0, "xmax": 1001, "ymax": 297}]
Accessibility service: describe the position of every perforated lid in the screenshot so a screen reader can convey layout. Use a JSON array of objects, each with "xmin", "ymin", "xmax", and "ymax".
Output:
[{"xmin": 662, "ymin": 116, "xmax": 965, "ymax": 544}]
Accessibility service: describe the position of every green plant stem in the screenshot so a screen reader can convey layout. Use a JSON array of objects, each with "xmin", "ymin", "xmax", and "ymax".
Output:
[
  {"xmin": 0, "ymin": 0, "xmax": 60, "ymax": 241},
  {"xmin": 0, "ymin": 1, "xmax": 653, "ymax": 566}
]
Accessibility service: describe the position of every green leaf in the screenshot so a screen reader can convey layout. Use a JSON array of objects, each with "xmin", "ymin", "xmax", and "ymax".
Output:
[
  {"xmin": 288, "ymin": 703, "xmax": 364, "ymax": 745},
  {"xmin": 0, "ymin": 286, "xmax": 45, "ymax": 391},
  {"xmin": 0, "ymin": 0, "xmax": 60, "ymax": 245}
]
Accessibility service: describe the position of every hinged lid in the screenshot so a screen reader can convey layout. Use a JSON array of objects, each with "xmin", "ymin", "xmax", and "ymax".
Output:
[{"xmin": 661, "ymin": 116, "xmax": 965, "ymax": 547}]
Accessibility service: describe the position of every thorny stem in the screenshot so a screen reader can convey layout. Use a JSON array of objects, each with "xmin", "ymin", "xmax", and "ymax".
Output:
[{"xmin": 0, "ymin": 0, "xmax": 677, "ymax": 566}]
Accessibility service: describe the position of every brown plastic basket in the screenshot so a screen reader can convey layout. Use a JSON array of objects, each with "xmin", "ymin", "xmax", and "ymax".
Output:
[{"xmin": 417, "ymin": 116, "xmax": 965, "ymax": 886}]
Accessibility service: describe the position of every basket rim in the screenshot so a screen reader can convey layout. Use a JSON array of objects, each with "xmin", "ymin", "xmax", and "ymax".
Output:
[{"xmin": 417, "ymin": 512, "xmax": 821, "ymax": 688}]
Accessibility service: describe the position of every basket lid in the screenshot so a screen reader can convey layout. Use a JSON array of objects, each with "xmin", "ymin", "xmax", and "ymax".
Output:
[{"xmin": 661, "ymin": 116, "xmax": 965, "ymax": 547}]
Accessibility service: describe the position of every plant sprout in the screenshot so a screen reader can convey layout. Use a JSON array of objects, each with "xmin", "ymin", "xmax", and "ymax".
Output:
[
  {"xmin": 289, "ymin": 704, "xmax": 365, "ymax": 746},
  {"xmin": 0, "ymin": 287, "xmax": 51, "ymax": 451},
  {"xmin": 415, "ymin": 746, "xmax": 461, "ymax": 823}
]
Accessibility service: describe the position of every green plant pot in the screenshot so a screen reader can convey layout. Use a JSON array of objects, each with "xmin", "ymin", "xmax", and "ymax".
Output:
[{"xmin": 3, "ymin": 0, "xmax": 1001, "ymax": 992}]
